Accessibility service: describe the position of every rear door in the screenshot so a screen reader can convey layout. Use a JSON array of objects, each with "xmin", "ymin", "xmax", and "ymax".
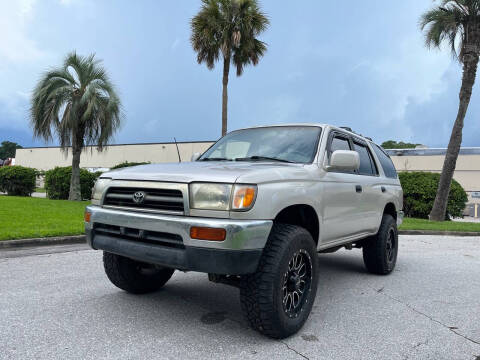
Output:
[{"xmin": 351, "ymin": 138, "xmax": 383, "ymax": 232}]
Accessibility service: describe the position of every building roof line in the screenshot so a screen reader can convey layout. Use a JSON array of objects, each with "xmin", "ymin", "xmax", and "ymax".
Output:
[
  {"xmin": 387, "ymin": 148, "xmax": 480, "ymax": 156},
  {"xmin": 17, "ymin": 140, "xmax": 216, "ymax": 150}
]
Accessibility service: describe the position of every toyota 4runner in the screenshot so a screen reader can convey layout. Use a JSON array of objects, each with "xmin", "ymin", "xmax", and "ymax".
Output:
[{"xmin": 85, "ymin": 124, "xmax": 403, "ymax": 339}]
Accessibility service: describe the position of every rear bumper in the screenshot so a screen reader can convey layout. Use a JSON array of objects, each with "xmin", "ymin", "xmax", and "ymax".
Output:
[{"xmin": 85, "ymin": 206, "xmax": 272, "ymax": 275}]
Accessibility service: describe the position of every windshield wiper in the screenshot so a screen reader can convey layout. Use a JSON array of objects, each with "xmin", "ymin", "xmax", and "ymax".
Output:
[
  {"xmin": 199, "ymin": 157, "xmax": 232, "ymax": 161},
  {"xmin": 235, "ymin": 156, "xmax": 293, "ymax": 163}
]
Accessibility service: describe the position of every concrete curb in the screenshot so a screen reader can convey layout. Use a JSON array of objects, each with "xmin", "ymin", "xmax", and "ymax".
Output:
[
  {"xmin": 0, "ymin": 235, "xmax": 86, "ymax": 249},
  {"xmin": 0, "ymin": 231, "xmax": 477, "ymax": 250},
  {"xmin": 399, "ymin": 230, "xmax": 480, "ymax": 237}
]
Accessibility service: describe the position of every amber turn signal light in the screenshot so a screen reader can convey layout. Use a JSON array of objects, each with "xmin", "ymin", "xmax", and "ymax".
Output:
[
  {"xmin": 190, "ymin": 226, "xmax": 226, "ymax": 241},
  {"xmin": 84, "ymin": 211, "xmax": 91, "ymax": 223},
  {"xmin": 232, "ymin": 186, "xmax": 256, "ymax": 210}
]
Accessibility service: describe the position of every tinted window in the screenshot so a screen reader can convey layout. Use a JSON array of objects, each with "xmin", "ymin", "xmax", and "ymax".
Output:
[
  {"xmin": 330, "ymin": 136, "xmax": 351, "ymax": 153},
  {"xmin": 354, "ymin": 142, "xmax": 377, "ymax": 176},
  {"xmin": 328, "ymin": 135, "xmax": 353, "ymax": 172},
  {"xmin": 372, "ymin": 144, "xmax": 398, "ymax": 178}
]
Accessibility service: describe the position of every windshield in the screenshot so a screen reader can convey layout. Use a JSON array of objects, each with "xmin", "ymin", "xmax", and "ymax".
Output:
[{"xmin": 199, "ymin": 126, "xmax": 322, "ymax": 163}]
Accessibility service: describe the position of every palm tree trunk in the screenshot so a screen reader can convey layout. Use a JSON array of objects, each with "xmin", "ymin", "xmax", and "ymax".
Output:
[
  {"xmin": 68, "ymin": 142, "xmax": 82, "ymax": 201},
  {"xmin": 221, "ymin": 56, "xmax": 230, "ymax": 136},
  {"xmin": 429, "ymin": 50, "xmax": 479, "ymax": 221}
]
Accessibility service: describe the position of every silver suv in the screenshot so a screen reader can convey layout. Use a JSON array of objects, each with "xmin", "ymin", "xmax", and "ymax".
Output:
[{"xmin": 85, "ymin": 124, "xmax": 403, "ymax": 338}]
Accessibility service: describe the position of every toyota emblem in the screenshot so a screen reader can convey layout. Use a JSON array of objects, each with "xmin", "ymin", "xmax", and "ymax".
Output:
[{"xmin": 132, "ymin": 191, "xmax": 146, "ymax": 204}]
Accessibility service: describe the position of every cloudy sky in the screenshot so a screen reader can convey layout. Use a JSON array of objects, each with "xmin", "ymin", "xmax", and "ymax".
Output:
[{"xmin": 1, "ymin": 0, "xmax": 479, "ymax": 148}]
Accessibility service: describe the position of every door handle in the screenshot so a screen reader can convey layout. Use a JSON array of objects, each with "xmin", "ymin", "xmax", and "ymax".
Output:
[
  {"xmin": 355, "ymin": 185, "xmax": 362, "ymax": 193},
  {"xmin": 381, "ymin": 186, "xmax": 386, "ymax": 193}
]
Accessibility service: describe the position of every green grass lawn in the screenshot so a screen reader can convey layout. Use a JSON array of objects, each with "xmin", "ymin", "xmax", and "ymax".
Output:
[
  {"xmin": 400, "ymin": 217, "xmax": 480, "ymax": 232},
  {"xmin": 1, "ymin": 195, "xmax": 479, "ymax": 241},
  {"xmin": 0, "ymin": 196, "xmax": 89, "ymax": 241}
]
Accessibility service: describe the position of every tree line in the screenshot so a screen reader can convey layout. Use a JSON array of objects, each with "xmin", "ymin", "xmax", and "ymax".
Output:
[{"xmin": 0, "ymin": 141, "xmax": 23, "ymax": 160}]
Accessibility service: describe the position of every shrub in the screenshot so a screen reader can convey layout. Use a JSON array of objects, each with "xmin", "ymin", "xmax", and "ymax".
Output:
[
  {"xmin": 399, "ymin": 172, "xmax": 468, "ymax": 219},
  {"xmin": 45, "ymin": 166, "xmax": 97, "ymax": 200},
  {"xmin": 92, "ymin": 171, "xmax": 103, "ymax": 180},
  {"xmin": 0, "ymin": 166, "xmax": 37, "ymax": 196},
  {"xmin": 110, "ymin": 161, "xmax": 150, "ymax": 170}
]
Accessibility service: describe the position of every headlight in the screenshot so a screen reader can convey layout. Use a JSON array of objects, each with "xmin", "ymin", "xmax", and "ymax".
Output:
[
  {"xmin": 189, "ymin": 183, "xmax": 257, "ymax": 211},
  {"xmin": 91, "ymin": 178, "xmax": 111, "ymax": 204},
  {"xmin": 189, "ymin": 183, "xmax": 232, "ymax": 210}
]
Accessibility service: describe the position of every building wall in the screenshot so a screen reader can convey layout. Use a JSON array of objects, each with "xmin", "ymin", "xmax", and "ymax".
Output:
[
  {"xmin": 390, "ymin": 154, "xmax": 480, "ymax": 205},
  {"xmin": 16, "ymin": 142, "xmax": 215, "ymax": 170},
  {"xmin": 16, "ymin": 142, "xmax": 480, "ymax": 209}
]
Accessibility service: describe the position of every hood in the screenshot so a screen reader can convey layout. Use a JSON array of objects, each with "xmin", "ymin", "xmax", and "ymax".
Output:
[{"xmin": 102, "ymin": 161, "xmax": 309, "ymax": 184}]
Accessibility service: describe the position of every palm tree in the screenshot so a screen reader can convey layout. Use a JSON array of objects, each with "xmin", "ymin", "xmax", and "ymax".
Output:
[
  {"xmin": 31, "ymin": 52, "xmax": 121, "ymax": 201},
  {"xmin": 420, "ymin": 0, "xmax": 480, "ymax": 221},
  {"xmin": 191, "ymin": 0, "xmax": 269, "ymax": 136}
]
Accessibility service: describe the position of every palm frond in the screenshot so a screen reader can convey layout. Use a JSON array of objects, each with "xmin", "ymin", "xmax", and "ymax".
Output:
[
  {"xmin": 30, "ymin": 52, "xmax": 122, "ymax": 152},
  {"xmin": 191, "ymin": 0, "xmax": 269, "ymax": 75},
  {"xmin": 419, "ymin": 0, "xmax": 480, "ymax": 59}
]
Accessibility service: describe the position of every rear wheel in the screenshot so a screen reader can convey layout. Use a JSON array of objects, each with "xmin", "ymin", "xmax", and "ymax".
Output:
[
  {"xmin": 240, "ymin": 224, "xmax": 318, "ymax": 339},
  {"xmin": 103, "ymin": 252, "xmax": 175, "ymax": 294},
  {"xmin": 362, "ymin": 214, "xmax": 398, "ymax": 275}
]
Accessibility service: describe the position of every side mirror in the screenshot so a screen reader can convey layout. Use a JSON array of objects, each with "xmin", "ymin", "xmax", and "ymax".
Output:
[
  {"xmin": 326, "ymin": 150, "xmax": 360, "ymax": 172},
  {"xmin": 191, "ymin": 152, "xmax": 201, "ymax": 162}
]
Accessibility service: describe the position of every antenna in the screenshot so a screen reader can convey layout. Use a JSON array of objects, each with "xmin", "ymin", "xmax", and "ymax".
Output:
[{"xmin": 174, "ymin": 137, "xmax": 181, "ymax": 163}]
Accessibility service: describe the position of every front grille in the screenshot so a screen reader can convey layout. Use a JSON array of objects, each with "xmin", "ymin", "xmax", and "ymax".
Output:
[
  {"xmin": 94, "ymin": 223, "xmax": 184, "ymax": 249},
  {"xmin": 103, "ymin": 187, "xmax": 184, "ymax": 213}
]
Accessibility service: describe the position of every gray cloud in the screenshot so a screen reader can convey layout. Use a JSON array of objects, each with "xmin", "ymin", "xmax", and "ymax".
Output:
[{"xmin": 0, "ymin": 0, "xmax": 478, "ymax": 148}]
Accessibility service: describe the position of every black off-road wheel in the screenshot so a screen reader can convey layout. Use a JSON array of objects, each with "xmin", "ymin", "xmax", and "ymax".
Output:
[
  {"xmin": 362, "ymin": 214, "xmax": 398, "ymax": 275},
  {"xmin": 240, "ymin": 224, "xmax": 318, "ymax": 339},
  {"xmin": 103, "ymin": 252, "xmax": 175, "ymax": 294}
]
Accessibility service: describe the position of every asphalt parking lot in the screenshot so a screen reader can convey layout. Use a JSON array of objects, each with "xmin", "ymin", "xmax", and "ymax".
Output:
[{"xmin": 1, "ymin": 235, "xmax": 479, "ymax": 360}]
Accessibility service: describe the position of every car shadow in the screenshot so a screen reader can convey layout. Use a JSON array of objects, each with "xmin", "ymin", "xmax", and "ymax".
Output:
[
  {"xmin": 318, "ymin": 250, "xmax": 368, "ymax": 274},
  {"xmin": 87, "ymin": 250, "xmax": 372, "ymax": 340}
]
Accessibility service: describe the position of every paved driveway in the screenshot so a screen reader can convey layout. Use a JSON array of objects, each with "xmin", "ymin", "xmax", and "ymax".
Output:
[{"xmin": 0, "ymin": 236, "xmax": 479, "ymax": 360}]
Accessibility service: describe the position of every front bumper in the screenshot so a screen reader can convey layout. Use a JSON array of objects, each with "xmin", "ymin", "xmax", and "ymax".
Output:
[{"xmin": 85, "ymin": 206, "xmax": 272, "ymax": 275}]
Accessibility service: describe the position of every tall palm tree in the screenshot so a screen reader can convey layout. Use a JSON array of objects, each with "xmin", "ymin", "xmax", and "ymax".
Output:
[
  {"xmin": 420, "ymin": 0, "xmax": 480, "ymax": 221},
  {"xmin": 31, "ymin": 52, "xmax": 121, "ymax": 201},
  {"xmin": 191, "ymin": 0, "xmax": 269, "ymax": 136}
]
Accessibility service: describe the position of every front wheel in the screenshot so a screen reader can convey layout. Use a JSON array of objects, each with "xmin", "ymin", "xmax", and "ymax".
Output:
[
  {"xmin": 240, "ymin": 224, "xmax": 318, "ymax": 339},
  {"xmin": 362, "ymin": 214, "xmax": 398, "ymax": 275},
  {"xmin": 103, "ymin": 252, "xmax": 175, "ymax": 294}
]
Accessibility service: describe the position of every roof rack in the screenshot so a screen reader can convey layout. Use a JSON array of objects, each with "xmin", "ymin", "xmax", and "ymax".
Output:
[{"xmin": 339, "ymin": 127, "xmax": 373, "ymax": 142}]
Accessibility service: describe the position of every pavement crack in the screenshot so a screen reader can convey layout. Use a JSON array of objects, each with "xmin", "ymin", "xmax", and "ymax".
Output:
[
  {"xmin": 402, "ymin": 339, "xmax": 429, "ymax": 360},
  {"xmin": 372, "ymin": 287, "xmax": 480, "ymax": 347},
  {"xmin": 176, "ymin": 288, "xmax": 311, "ymax": 359},
  {"xmin": 280, "ymin": 341, "xmax": 310, "ymax": 359},
  {"xmin": 413, "ymin": 338, "xmax": 429, "ymax": 350}
]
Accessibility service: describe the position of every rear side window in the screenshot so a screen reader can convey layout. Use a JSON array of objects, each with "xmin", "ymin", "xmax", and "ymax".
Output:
[
  {"xmin": 353, "ymin": 142, "xmax": 378, "ymax": 176},
  {"xmin": 372, "ymin": 144, "xmax": 398, "ymax": 178}
]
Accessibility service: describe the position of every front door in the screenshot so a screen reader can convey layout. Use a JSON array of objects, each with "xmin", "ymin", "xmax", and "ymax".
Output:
[{"xmin": 320, "ymin": 131, "xmax": 364, "ymax": 243}]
